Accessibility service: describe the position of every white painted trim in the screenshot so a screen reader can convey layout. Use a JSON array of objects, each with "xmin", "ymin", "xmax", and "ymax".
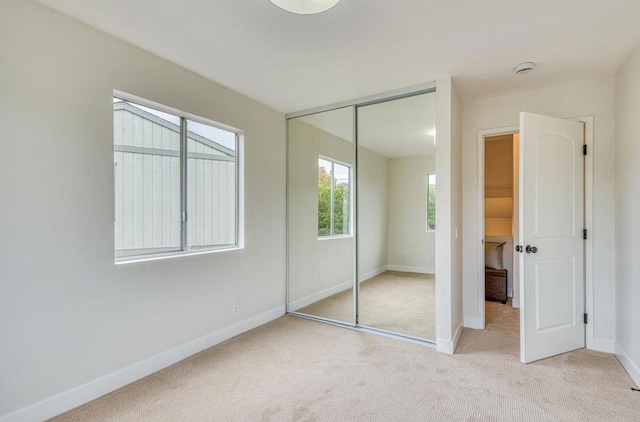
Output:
[
  {"xmin": 387, "ymin": 265, "xmax": 435, "ymax": 274},
  {"xmin": 578, "ymin": 115, "xmax": 595, "ymax": 352},
  {"xmin": 592, "ymin": 338, "xmax": 615, "ymax": 354},
  {"xmin": 359, "ymin": 266, "xmax": 388, "ymax": 282},
  {"xmin": 115, "ymin": 245, "xmax": 243, "ymax": 265},
  {"xmin": 0, "ymin": 306, "xmax": 285, "ymax": 422},
  {"xmin": 288, "ymin": 281, "xmax": 352, "ymax": 311},
  {"xmin": 477, "ymin": 125, "xmax": 519, "ymax": 331},
  {"xmin": 452, "ymin": 321, "xmax": 464, "ymax": 353},
  {"xmin": 615, "ymin": 342, "xmax": 640, "ymax": 387},
  {"xmin": 436, "ymin": 321, "xmax": 464, "ymax": 354},
  {"xmin": 512, "ymin": 297, "xmax": 520, "ymax": 308},
  {"xmin": 464, "ymin": 315, "xmax": 484, "ymax": 329}
]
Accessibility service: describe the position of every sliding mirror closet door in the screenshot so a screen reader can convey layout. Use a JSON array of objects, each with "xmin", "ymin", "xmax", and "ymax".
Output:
[
  {"xmin": 357, "ymin": 92, "xmax": 436, "ymax": 340},
  {"xmin": 287, "ymin": 107, "xmax": 355, "ymax": 325}
]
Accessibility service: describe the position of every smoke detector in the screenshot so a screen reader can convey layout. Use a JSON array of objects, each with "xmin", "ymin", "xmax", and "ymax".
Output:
[{"xmin": 515, "ymin": 62, "xmax": 535, "ymax": 75}]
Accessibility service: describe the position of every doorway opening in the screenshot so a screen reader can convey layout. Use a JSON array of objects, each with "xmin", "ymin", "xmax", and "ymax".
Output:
[{"xmin": 483, "ymin": 132, "xmax": 520, "ymax": 342}]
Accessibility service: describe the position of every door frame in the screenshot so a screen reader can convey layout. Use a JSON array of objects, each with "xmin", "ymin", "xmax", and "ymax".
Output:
[{"xmin": 476, "ymin": 116, "xmax": 594, "ymax": 350}]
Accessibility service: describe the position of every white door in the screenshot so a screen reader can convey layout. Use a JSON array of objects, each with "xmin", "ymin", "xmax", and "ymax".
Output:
[{"xmin": 519, "ymin": 112, "xmax": 584, "ymax": 364}]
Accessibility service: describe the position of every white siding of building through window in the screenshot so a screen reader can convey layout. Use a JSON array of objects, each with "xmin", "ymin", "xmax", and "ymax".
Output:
[{"xmin": 113, "ymin": 102, "xmax": 236, "ymax": 256}]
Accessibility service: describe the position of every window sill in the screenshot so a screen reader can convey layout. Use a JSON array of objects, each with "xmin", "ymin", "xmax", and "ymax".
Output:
[
  {"xmin": 115, "ymin": 245, "xmax": 242, "ymax": 265},
  {"xmin": 318, "ymin": 235, "xmax": 353, "ymax": 241}
]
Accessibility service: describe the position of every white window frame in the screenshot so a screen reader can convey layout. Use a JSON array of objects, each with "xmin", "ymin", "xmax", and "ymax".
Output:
[
  {"xmin": 318, "ymin": 155, "xmax": 352, "ymax": 239},
  {"xmin": 113, "ymin": 90, "xmax": 244, "ymax": 263}
]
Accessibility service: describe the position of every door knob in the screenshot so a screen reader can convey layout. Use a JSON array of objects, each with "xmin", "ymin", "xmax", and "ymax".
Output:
[
  {"xmin": 525, "ymin": 245, "xmax": 538, "ymax": 254},
  {"xmin": 515, "ymin": 245, "xmax": 523, "ymax": 253}
]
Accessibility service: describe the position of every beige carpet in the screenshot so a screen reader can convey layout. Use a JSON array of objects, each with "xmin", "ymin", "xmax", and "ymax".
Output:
[
  {"xmin": 50, "ymin": 301, "xmax": 640, "ymax": 421},
  {"xmin": 298, "ymin": 271, "xmax": 435, "ymax": 340}
]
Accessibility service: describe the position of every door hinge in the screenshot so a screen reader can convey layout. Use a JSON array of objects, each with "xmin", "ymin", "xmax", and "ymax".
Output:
[
  {"xmin": 182, "ymin": 211, "xmax": 187, "ymax": 222},
  {"xmin": 584, "ymin": 313, "xmax": 588, "ymax": 324},
  {"xmin": 583, "ymin": 144, "xmax": 587, "ymax": 155},
  {"xmin": 583, "ymin": 229, "xmax": 587, "ymax": 240}
]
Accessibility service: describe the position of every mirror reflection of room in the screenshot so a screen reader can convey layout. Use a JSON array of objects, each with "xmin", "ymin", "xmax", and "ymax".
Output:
[
  {"xmin": 357, "ymin": 92, "xmax": 436, "ymax": 341},
  {"xmin": 287, "ymin": 107, "xmax": 355, "ymax": 324},
  {"xmin": 484, "ymin": 133, "xmax": 520, "ymax": 332}
]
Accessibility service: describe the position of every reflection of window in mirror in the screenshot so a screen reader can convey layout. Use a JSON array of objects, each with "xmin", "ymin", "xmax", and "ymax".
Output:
[
  {"xmin": 426, "ymin": 173, "xmax": 436, "ymax": 231},
  {"xmin": 318, "ymin": 157, "xmax": 351, "ymax": 238}
]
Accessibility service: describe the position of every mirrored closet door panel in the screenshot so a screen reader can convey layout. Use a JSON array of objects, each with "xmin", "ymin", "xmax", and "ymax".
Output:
[
  {"xmin": 287, "ymin": 107, "xmax": 355, "ymax": 325},
  {"xmin": 357, "ymin": 92, "xmax": 436, "ymax": 340}
]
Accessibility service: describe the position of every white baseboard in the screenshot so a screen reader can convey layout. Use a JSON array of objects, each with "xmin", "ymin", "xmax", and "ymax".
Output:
[
  {"xmin": 436, "ymin": 321, "xmax": 464, "ymax": 355},
  {"xmin": 359, "ymin": 266, "xmax": 388, "ymax": 282},
  {"xmin": 452, "ymin": 322, "xmax": 464, "ymax": 353},
  {"xmin": 592, "ymin": 338, "xmax": 615, "ymax": 354},
  {"xmin": 288, "ymin": 281, "xmax": 352, "ymax": 311},
  {"xmin": 463, "ymin": 315, "xmax": 484, "ymax": 329},
  {"xmin": 387, "ymin": 265, "xmax": 435, "ymax": 274},
  {"xmin": 615, "ymin": 342, "xmax": 640, "ymax": 387},
  {"xmin": 512, "ymin": 297, "xmax": 520, "ymax": 308},
  {"xmin": 0, "ymin": 306, "xmax": 286, "ymax": 422}
]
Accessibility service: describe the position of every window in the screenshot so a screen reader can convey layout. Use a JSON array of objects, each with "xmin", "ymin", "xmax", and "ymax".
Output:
[
  {"xmin": 318, "ymin": 157, "xmax": 351, "ymax": 237},
  {"xmin": 426, "ymin": 173, "xmax": 436, "ymax": 231},
  {"xmin": 113, "ymin": 95, "xmax": 240, "ymax": 260}
]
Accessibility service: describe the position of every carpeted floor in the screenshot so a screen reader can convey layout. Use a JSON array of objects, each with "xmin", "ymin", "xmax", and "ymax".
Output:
[
  {"xmin": 298, "ymin": 271, "xmax": 435, "ymax": 340},
  {"xmin": 50, "ymin": 299, "xmax": 640, "ymax": 421}
]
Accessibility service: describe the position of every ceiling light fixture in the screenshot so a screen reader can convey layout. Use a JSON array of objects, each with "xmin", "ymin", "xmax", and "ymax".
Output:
[
  {"xmin": 514, "ymin": 62, "xmax": 535, "ymax": 75},
  {"xmin": 269, "ymin": 0, "xmax": 341, "ymax": 14}
]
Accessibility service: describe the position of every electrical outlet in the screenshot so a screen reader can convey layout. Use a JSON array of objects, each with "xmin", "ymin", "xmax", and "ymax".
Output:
[{"xmin": 232, "ymin": 300, "xmax": 239, "ymax": 313}]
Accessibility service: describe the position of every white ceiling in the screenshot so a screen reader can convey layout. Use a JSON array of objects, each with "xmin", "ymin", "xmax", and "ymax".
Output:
[
  {"xmin": 297, "ymin": 107, "xmax": 354, "ymax": 143},
  {"xmin": 37, "ymin": 0, "xmax": 640, "ymax": 114},
  {"xmin": 358, "ymin": 92, "xmax": 436, "ymax": 158}
]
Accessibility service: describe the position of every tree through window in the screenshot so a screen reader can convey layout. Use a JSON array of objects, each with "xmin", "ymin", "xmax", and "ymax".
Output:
[{"xmin": 426, "ymin": 173, "xmax": 436, "ymax": 231}]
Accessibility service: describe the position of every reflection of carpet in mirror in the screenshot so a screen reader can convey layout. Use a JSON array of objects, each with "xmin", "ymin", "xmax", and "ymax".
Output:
[{"xmin": 297, "ymin": 271, "xmax": 435, "ymax": 341}]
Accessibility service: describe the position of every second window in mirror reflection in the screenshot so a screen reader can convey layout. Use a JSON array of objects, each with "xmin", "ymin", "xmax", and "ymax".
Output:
[
  {"xmin": 426, "ymin": 173, "xmax": 436, "ymax": 231},
  {"xmin": 318, "ymin": 157, "xmax": 351, "ymax": 238}
]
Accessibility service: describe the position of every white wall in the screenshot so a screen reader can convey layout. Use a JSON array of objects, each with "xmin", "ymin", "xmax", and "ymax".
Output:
[
  {"xmin": 357, "ymin": 146, "xmax": 390, "ymax": 279},
  {"xmin": 462, "ymin": 78, "xmax": 617, "ymax": 349},
  {"xmin": 0, "ymin": 1, "xmax": 286, "ymax": 419},
  {"xmin": 387, "ymin": 155, "xmax": 436, "ymax": 273},
  {"xmin": 435, "ymin": 77, "xmax": 464, "ymax": 354},
  {"xmin": 287, "ymin": 119, "xmax": 354, "ymax": 309},
  {"xmin": 614, "ymin": 43, "xmax": 640, "ymax": 385}
]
